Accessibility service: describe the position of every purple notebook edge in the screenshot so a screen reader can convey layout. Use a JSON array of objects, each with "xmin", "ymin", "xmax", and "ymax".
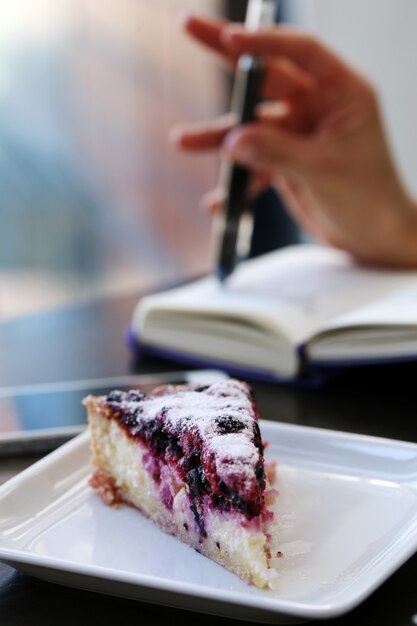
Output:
[{"xmin": 126, "ymin": 326, "xmax": 417, "ymax": 390}]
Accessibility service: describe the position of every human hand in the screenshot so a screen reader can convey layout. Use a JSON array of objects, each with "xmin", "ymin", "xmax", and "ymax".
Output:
[{"xmin": 172, "ymin": 15, "xmax": 417, "ymax": 268}]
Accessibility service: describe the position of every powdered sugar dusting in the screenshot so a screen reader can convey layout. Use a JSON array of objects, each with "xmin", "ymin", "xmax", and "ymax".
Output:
[
  {"xmin": 103, "ymin": 380, "xmax": 254, "ymax": 424},
  {"xmin": 99, "ymin": 379, "xmax": 262, "ymax": 489},
  {"xmin": 210, "ymin": 433, "xmax": 259, "ymax": 485}
]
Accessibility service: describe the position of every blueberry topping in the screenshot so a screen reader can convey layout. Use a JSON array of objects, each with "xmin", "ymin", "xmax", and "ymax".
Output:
[
  {"xmin": 212, "ymin": 494, "xmax": 226, "ymax": 510},
  {"xmin": 187, "ymin": 466, "xmax": 208, "ymax": 499},
  {"xmin": 106, "ymin": 390, "xmax": 124, "ymax": 403},
  {"xmin": 126, "ymin": 389, "xmax": 146, "ymax": 402},
  {"xmin": 150, "ymin": 421, "xmax": 181, "ymax": 456},
  {"xmin": 190, "ymin": 503, "xmax": 206, "ymax": 538},
  {"xmin": 230, "ymin": 492, "xmax": 255, "ymax": 517},
  {"xmin": 212, "ymin": 482, "xmax": 262, "ymax": 518},
  {"xmin": 118, "ymin": 409, "xmax": 141, "ymax": 429},
  {"xmin": 252, "ymin": 422, "xmax": 263, "ymax": 452},
  {"xmin": 193, "ymin": 385, "xmax": 210, "ymax": 392},
  {"xmin": 255, "ymin": 462, "xmax": 265, "ymax": 486},
  {"xmin": 218, "ymin": 480, "xmax": 228, "ymax": 494},
  {"xmin": 216, "ymin": 415, "xmax": 245, "ymax": 435},
  {"xmin": 165, "ymin": 432, "xmax": 183, "ymax": 456}
]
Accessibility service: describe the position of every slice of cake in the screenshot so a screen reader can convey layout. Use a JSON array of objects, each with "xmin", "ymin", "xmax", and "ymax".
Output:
[{"xmin": 83, "ymin": 378, "xmax": 278, "ymax": 589}]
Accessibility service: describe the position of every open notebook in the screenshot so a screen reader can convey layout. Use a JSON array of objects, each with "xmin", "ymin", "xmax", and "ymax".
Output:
[{"xmin": 129, "ymin": 244, "xmax": 417, "ymax": 384}]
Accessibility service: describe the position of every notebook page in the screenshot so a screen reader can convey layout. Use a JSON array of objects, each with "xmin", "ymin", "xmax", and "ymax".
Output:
[
  {"xmin": 307, "ymin": 282, "xmax": 417, "ymax": 361},
  {"xmin": 136, "ymin": 244, "xmax": 417, "ymax": 346}
]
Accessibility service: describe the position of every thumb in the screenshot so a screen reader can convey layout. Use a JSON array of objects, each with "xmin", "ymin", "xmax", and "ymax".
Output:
[{"xmin": 222, "ymin": 124, "xmax": 314, "ymax": 176}]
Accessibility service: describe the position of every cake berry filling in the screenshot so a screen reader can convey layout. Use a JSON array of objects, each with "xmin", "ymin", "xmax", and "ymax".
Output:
[{"xmin": 95, "ymin": 380, "xmax": 269, "ymax": 538}]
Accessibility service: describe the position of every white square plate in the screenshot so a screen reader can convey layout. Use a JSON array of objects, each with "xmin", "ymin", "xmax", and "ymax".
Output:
[{"xmin": 0, "ymin": 422, "xmax": 417, "ymax": 624}]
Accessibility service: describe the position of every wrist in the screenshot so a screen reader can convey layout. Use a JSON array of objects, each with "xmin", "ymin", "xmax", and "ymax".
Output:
[
  {"xmin": 349, "ymin": 193, "xmax": 417, "ymax": 269},
  {"xmin": 378, "ymin": 196, "xmax": 417, "ymax": 268},
  {"xmin": 396, "ymin": 198, "xmax": 417, "ymax": 266}
]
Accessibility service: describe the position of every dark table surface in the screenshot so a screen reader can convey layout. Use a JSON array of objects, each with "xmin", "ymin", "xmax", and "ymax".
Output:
[{"xmin": 0, "ymin": 290, "xmax": 416, "ymax": 626}]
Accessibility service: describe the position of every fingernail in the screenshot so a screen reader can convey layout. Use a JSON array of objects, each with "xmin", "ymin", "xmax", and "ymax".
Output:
[
  {"xmin": 223, "ymin": 135, "xmax": 257, "ymax": 164},
  {"xmin": 221, "ymin": 25, "xmax": 244, "ymax": 46},
  {"xmin": 177, "ymin": 11, "xmax": 192, "ymax": 28},
  {"xmin": 168, "ymin": 126, "xmax": 183, "ymax": 146},
  {"xmin": 237, "ymin": 145, "xmax": 256, "ymax": 163},
  {"xmin": 200, "ymin": 194, "xmax": 217, "ymax": 215},
  {"xmin": 199, "ymin": 197, "xmax": 212, "ymax": 214},
  {"xmin": 199, "ymin": 197, "xmax": 209, "ymax": 213}
]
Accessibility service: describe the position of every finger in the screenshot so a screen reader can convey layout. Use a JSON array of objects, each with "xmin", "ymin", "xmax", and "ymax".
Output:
[
  {"xmin": 222, "ymin": 25, "xmax": 353, "ymax": 81},
  {"xmin": 201, "ymin": 174, "xmax": 271, "ymax": 214},
  {"xmin": 249, "ymin": 172, "xmax": 272, "ymax": 197},
  {"xmin": 182, "ymin": 23, "xmax": 319, "ymax": 108},
  {"xmin": 275, "ymin": 176, "xmax": 323, "ymax": 238},
  {"xmin": 256, "ymin": 101, "xmax": 289, "ymax": 122},
  {"xmin": 222, "ymin": 125, "xmax": 313, "ymax": 176},
  {"xmin": 201, "ymin": 188, "xmax": 225, "ymax": 214},
  {"xmin": 171, "ymin": 102, "xmax": 312, "ymax": 154},
  {"xmin": 260, "ymin": 57, "xmax": 318, "ymax": 132},
  {"xmin": 256, "ymin": 100, "xmax": 313, "ymax": 133},
  {"xmin": 277, "ymin": 176, "xmax": 346, "ymax": 248},
  {"xmin": 181, "ymin": 14, "xmax": 237, "ymax": 67},
  {"xmin": 170, "ymin": 113, "xmax": 237, "ymax": 150},
  {"xmin": 263, "ymin": 56, "xmax": 317, "ymax": 102},
  {"xmin": 171, "ymin": 111, "xmax": 308, "ymax": 153}
]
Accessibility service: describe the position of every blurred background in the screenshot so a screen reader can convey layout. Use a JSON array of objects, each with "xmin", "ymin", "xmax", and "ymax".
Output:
[
  {"xmin": 1, "ymin": 0, "xmax": 416, "ymax": 321},
  {"xmin": 0, "ymin": 0, "xmax": 225, "ymax": 320}
]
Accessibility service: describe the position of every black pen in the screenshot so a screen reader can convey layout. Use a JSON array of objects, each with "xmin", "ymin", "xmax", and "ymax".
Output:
[{"xmin": 214, "ymin": 0, "xmax": 278, "ymax": 283}]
